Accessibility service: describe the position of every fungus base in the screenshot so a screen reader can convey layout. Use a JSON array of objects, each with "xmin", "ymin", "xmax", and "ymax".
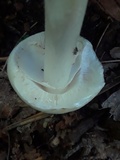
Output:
[{"xmin": 7, "ymin": 32, "xmax": 105, "ymax": 114}]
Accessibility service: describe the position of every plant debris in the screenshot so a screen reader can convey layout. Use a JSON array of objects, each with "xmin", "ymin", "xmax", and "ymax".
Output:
[{"xmin": 0, "ymin": 0, "xmax": 120, "ymax": 160}]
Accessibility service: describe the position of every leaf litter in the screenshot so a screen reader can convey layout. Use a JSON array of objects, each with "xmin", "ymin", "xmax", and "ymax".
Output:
[{"xmin": 0, "ymin": 0, "xmax": 120, "ymax": 160}]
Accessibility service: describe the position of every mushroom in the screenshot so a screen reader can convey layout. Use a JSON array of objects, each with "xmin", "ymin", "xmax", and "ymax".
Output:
[{"xmin": 7, "ymin": 0, "xmax": 105, "ymax": 114}]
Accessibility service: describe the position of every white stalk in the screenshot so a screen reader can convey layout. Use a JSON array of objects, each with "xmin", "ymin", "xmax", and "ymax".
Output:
[
  {"xmin": 7, "ymin": 0, "xmax": 104, "ymax": 114},
  {"xmin": 44, "ymin": 0, "xmax": 88, "ymax": 88}
]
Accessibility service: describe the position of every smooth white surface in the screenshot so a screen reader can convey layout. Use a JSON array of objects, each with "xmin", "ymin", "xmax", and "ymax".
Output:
[
  {"xmin": 7, "ymin": 32, "xmax": 105, "ymax": 114},
  {"xmin": 44, "ymin": 0, "xmax": 88, "ymax": 88}
]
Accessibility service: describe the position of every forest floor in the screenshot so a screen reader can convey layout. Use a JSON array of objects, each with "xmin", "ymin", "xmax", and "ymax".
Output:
[{"xmin": 0, "ymin": 0, "xmax": 120, "ymax": 160}]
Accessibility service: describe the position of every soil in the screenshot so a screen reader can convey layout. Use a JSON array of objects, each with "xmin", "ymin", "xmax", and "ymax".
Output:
[{"xmin": 0, "ymin": 0, "xmax": 120, "ymax": 160}]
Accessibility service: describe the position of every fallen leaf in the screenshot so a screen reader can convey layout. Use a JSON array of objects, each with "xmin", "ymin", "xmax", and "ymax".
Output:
[{"xmin": 110, "ymin": 47, "xmax": 120, "ymax": 58}]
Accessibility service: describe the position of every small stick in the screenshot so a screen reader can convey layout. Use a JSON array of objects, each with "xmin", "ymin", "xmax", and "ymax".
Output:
[
  {"xmin": 0, "ymin": 57, "xmax": 8, "ymax": 61},
  {"xmin": 1, "ymin": 60, "xmax": 7, "ymax": 72},
  {"xmin": 4, "ymin": 112, "xmax": 50, "ymax": 131},
  {"xmin": 101, "ymin": 59, "xmax": 120, "ymax": 63},
  {"xmin": 95, "ymin": 22, "xmax": 110, "ymax": 52}
]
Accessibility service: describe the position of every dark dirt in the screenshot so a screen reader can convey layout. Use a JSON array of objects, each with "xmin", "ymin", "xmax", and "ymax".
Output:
[{"xmin": 0, "ymin": 0, "xmax": 120, "ymax": 160}]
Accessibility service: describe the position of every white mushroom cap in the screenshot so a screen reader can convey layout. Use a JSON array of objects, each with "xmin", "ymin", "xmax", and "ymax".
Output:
[{"xmin": 7, "ymin": 32, "xmax": 105, "ymax": 114}]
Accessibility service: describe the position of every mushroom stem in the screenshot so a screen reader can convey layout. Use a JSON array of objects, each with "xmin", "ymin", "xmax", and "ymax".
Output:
[{"xmin": 44, "ymin": 0, "xmax": 88, "ymax": 88}]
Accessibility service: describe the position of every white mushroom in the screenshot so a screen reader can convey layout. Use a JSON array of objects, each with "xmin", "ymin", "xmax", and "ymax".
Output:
[{"xmin": 7, "ymin": 0, "xmax": 105, "ymax": 114}]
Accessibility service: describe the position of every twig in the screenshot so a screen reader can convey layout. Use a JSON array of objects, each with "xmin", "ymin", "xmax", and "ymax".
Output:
[
  {"xmin": 100, "ymin": 51, "xmax": 106, "ymax": 60},
  {"xmin": 95, "ymin": 23, "xmax": 110, "ymax": 52},
  {"xmin": 30, "ymin": 22, "xmax": 38, "ymax": 30},
  {"xmin": 4, "ymin": 112, "xmax": 50, "ymax": 131},
  {"xmin": 1, "ymin": 60, "xmax": 7, "ymax": 72},
  {"xmin": 0, "ymin": 57, "xmax": 8, "ymax": 61},
  {"xmin": 101, "ymin": 59, "xmax": 120, "ymax": 63}
]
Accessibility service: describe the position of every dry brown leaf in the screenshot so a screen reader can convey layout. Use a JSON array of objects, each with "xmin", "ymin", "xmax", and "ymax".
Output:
[{"xmin": 110, "ymin": 47, "xmax": 120, "ymax": 59}]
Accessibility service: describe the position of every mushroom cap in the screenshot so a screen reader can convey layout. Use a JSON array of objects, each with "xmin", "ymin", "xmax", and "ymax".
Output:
[{"xmin": 7, "ymin": 32, "xmax": 105, "ymax": 114}]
